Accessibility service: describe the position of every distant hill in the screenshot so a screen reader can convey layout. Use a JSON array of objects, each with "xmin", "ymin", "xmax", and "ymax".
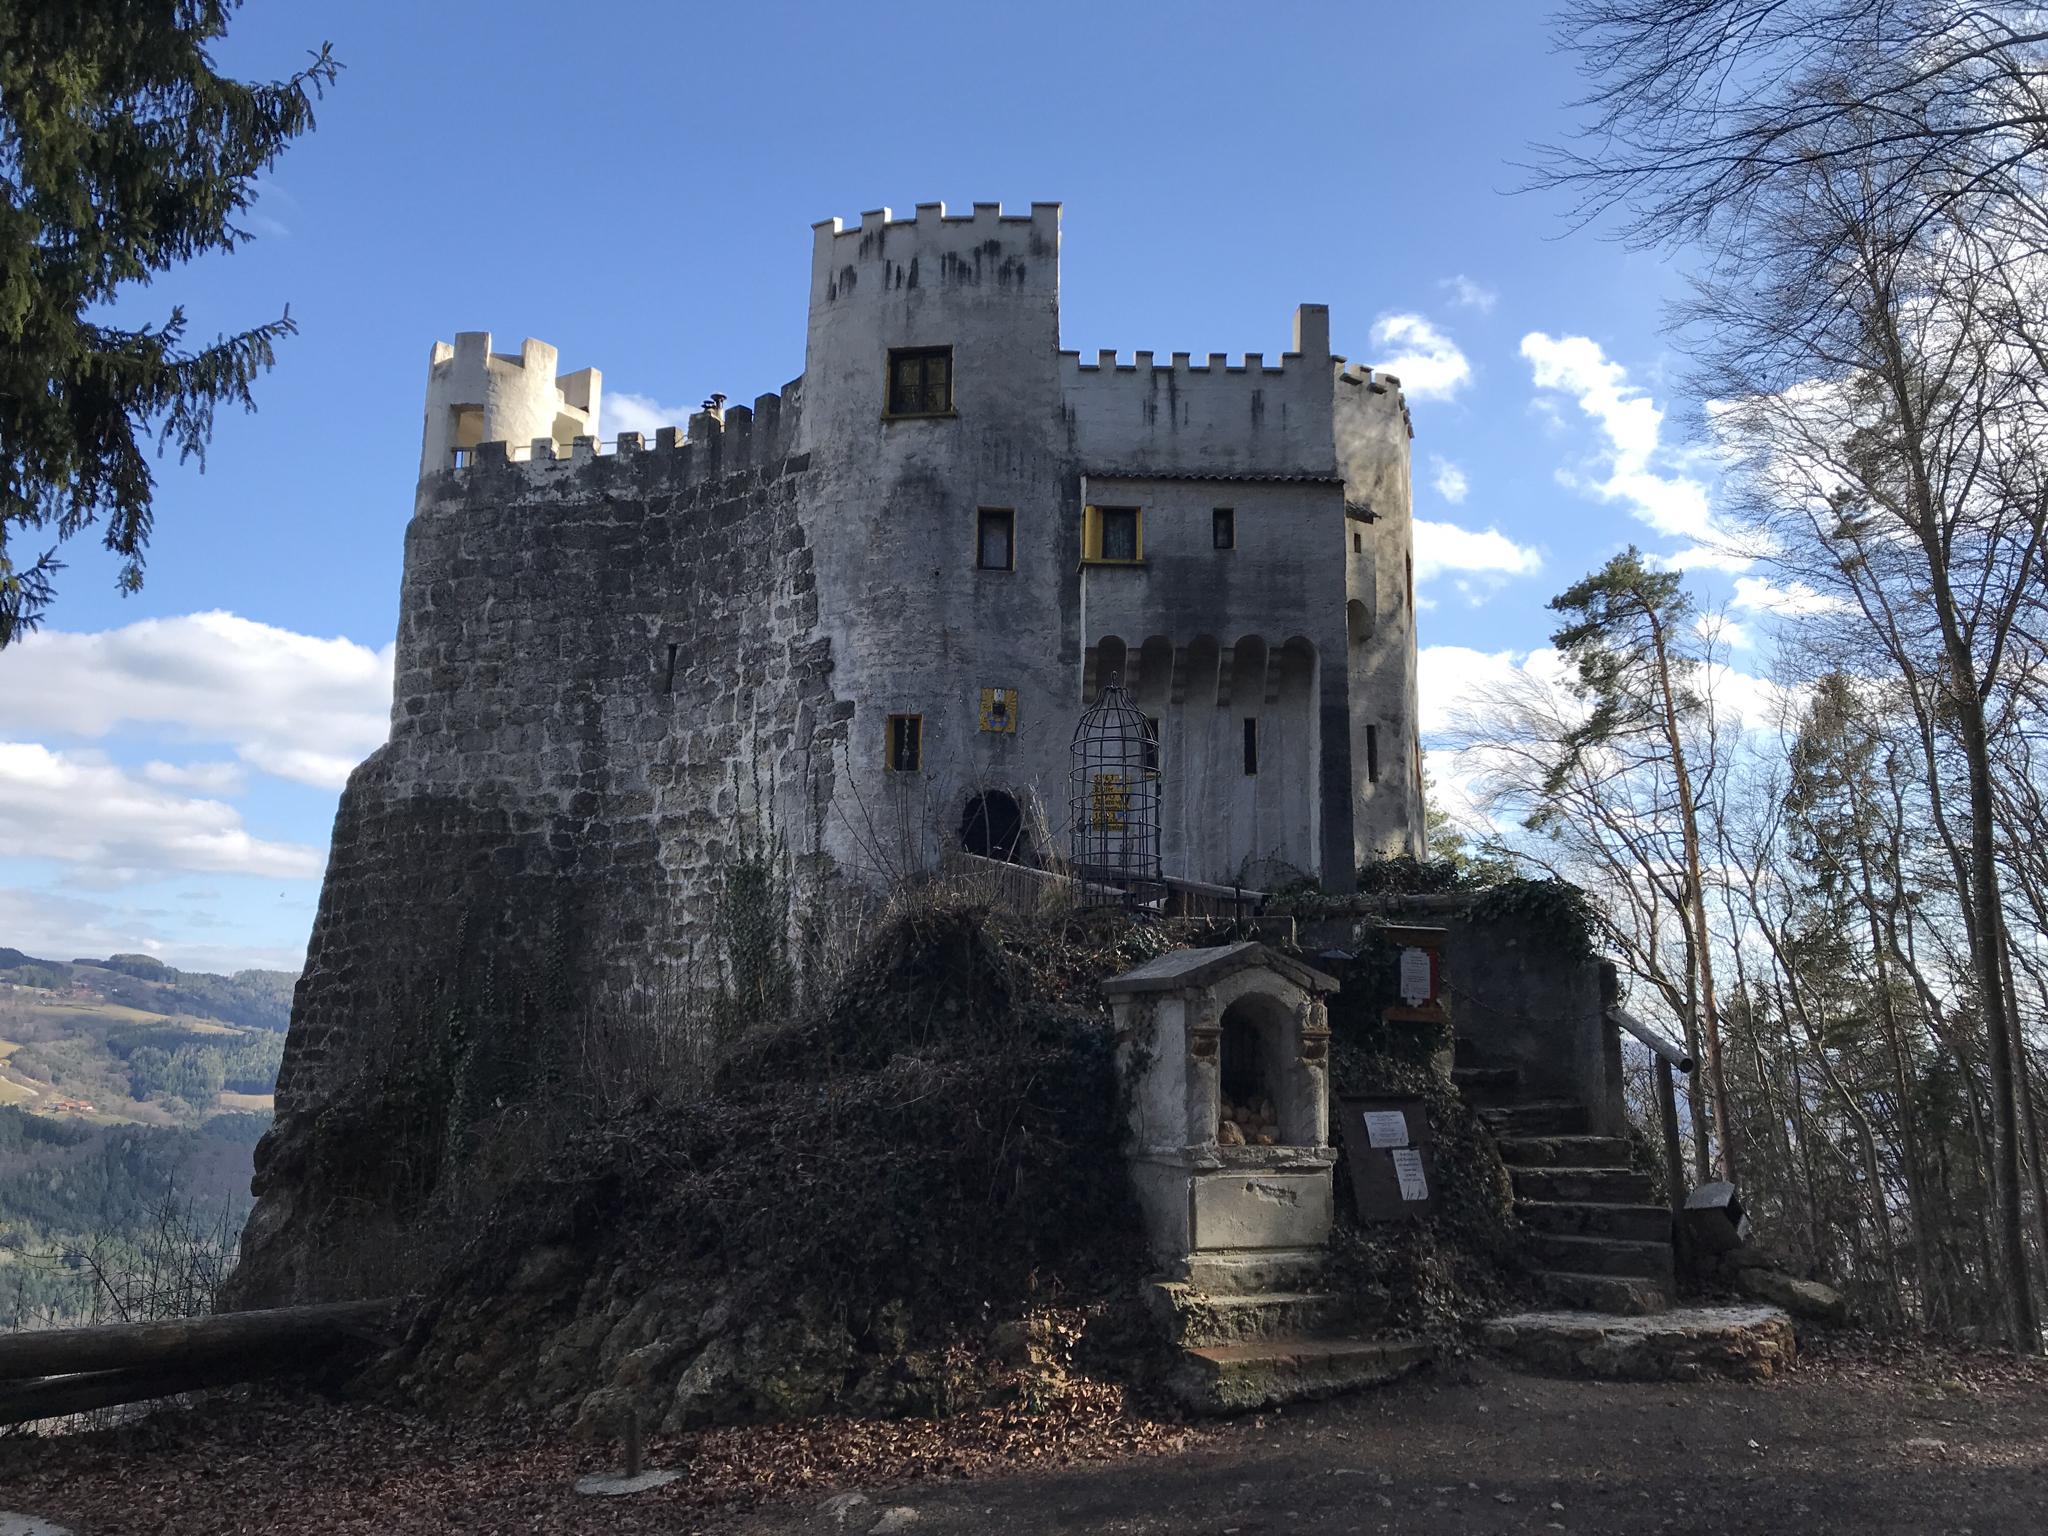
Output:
[
  {"xmin": 0, "ymin": 946, "xmax": 296, "ymax": 1324},
  {"xmin": 0, "ymin": 945, "xmax": 296, "ymax": 1129}
]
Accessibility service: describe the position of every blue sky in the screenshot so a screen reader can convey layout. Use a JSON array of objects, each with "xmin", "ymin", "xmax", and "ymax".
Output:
[{"xmin": 0, "ymin": 1, "xmax": 1795, "ymax": 971}]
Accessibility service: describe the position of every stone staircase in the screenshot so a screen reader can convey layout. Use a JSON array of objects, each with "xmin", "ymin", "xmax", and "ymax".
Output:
[
  {"xmin": 1453, "ymin": 1054, "xmax": 1676, "ymax": 1315},
  {"xmin": 1147, "ymin": 1282, "xmax": 1432, "ymax": 1413}
]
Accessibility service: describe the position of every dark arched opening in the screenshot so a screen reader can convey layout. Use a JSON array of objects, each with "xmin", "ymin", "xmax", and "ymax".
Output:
[
  {"xmin": 961, "ymin": 789, "xmax": 1026, "ymax": 862},
  {"xmin": 1218, "ymin": 991, "xmax": 1299, "ymax": 1146}
]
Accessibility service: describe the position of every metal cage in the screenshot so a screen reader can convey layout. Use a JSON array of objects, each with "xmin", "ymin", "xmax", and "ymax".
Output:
[{"xmin": 1069, "ymin": 681, "xmax": 1162, "ymax": 903}]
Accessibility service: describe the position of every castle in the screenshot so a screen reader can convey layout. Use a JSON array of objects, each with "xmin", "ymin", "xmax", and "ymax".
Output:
[
  {"xmin": 245, "ymin": 204, "xmax": 1424, "ymax": 1277},
  {"xmin": 414, "ymin": 200, "xmax": 1421, "ymax": 886}
]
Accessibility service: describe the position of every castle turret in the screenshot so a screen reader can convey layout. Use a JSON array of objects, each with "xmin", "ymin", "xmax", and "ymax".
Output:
[{"xmin": 419, "ymin": 332, "xmax": 601, "ymax": 477}]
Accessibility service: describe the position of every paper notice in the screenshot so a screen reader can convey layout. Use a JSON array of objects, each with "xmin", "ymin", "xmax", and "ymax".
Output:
[
  {"xmin": 1392, "ymin": 1147, "xmax": 1430, "ymax": 1202},
  {"xmin": 1362, "ymin": 1109, "xmax": 1411, "ymax": 1148},
  {"xmin": 1399, "ymin": 947, "xmax": 1432, "ymax": 1006}
]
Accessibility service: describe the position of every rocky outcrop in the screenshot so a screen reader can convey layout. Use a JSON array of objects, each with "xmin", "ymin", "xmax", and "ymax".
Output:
[{"xmin": 1734, "ymin": 1266, "xmax": 1849, "ymax": 1324}]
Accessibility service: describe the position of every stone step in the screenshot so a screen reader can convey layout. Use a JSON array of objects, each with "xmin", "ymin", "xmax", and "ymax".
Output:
[
  {"xmin": 1518, "ymin": 1200, "xmax": 1674, "ymax": 1243},
  {"xmin": 1145, "ymin": 1284, "xmax": 1372, "ymax": 1348},
  {"xmin": 1480, "ymin": 1099, "xmax": 1591, "ymax": 1136},
  {"xmin": 1485, "ymin": 1304, "xmax": 1795, "ymax": 1381},
  {"xmin": 1166, "ymin": 1335, "xmax": 1433, "ymax": 1414},
  {"xmin": 1509, "ymin": 1164, "xmax": 1656, "ymax": 1205},
  {"xmin": 1450, "ymin": 1065, "xmax": 1520, "ymax": 1105},
  {"xmin": 1534, "ymin": 1271, "xmax": 1671, "ymax": 1316},
  {"xmin": 1527, "ymin": 1232, "xmax": 1676, "ymax": 1282},
  {"xmin": 1497, "ymin": 1134, "xmax": 1636, "ymax": 1169}
]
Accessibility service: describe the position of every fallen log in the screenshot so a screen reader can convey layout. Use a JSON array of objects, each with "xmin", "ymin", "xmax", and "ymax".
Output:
[
  {"xmin": 0, "ymin": 1357, "xmax": 274, "ymax": 1428},
  {"xmin": 0, "ymin": 1300, "xmax": 398, "ymax": 1383}
]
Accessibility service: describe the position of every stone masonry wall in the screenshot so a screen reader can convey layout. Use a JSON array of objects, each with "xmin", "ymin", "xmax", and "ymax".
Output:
[{"xmin": 237, "ymin": 421, "xmax": 843, "ymax": 1302}]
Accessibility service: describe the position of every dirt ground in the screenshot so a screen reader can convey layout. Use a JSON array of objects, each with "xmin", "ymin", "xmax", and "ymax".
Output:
[{"xmin": 3, "ymin": 1334, "xmax": 2045, "ymax": 1536}]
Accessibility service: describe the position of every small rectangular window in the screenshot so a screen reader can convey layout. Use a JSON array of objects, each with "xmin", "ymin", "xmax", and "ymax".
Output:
[
  {"xmin": 976, "ymin": 508, "xmax": 1014, "ymax": 571},
  {"xmin": 1142, "ymin": 715, "xmax": 1161, "ymax": 775},
  {"xmin": 887, "ymin": 713, "xmax": 923, "ymax": 772},
  {"xmin": 1366, "ymin": 724, "xmax": 1380, "ymax": 784},
  {"xmin": 1102, "ymin": 508, "xmax": 1139, "ymax": 561},
  {"xmin": 1243, "ymin": 717, "xmax": 1259, "ymax": 776},
  {"xmin": 887, "ymin": 347, "xmax": 953, "ymax": 417},
  {"xmin": 1353, "ymin": 531, "xmax": 1363, "ymax": 553},
  {"xmin": 1213, "ymin": 507, "xmax": 1236, "ymax": 550}
]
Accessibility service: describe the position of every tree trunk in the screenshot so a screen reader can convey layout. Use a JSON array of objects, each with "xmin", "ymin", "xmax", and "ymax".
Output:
[
  {"xmin": 1646, "ymin": 606, "xmax": 1740, "ymax": 1182},
  {"xmin": 0, "ymin": 1300, "xmax": 396, "ymax": 1381}
]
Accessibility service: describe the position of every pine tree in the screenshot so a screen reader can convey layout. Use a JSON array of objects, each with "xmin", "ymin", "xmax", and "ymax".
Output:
[
  {"xmin": 1546, "ymin": 547, "xmax": 1741, "ymax": 1181},
  {"xmin": 0, "ymin": 2, "xmax": 339, "ymax": 643}
]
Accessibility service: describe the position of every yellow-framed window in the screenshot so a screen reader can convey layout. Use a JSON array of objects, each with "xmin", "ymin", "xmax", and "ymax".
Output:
[
  {"xmin": 1082, "ymin": 504, "xmax": 1142, "ymax": 563},
  {"xmin": 886, "ymin": 713, "xmax": 923, "ymax": 772}
]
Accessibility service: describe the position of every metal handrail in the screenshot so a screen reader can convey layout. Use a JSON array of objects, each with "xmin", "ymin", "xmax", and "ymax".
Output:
[
  {"xmin": 1606, "ymin": 1003, "xmax": 1696, "ymax": 1248},
  {"xmin": 1607, "ymin": 1005, "xmax": 1696, "ymax": 1073}
]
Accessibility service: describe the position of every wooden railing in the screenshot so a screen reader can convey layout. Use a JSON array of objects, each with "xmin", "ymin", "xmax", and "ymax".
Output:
[
  {"xmin": 1159, "ymin": 874, "xmax": 1265, "ymax": 920},
  {"xmin": 941, "ymin": 852, "xmax": 1266, "ymax": 922}
]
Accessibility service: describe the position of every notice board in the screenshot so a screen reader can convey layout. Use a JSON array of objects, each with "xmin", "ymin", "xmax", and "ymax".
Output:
[{"xmin": 1336, "ymin": 1094, "xmax": 1438, "ymax": 1222}]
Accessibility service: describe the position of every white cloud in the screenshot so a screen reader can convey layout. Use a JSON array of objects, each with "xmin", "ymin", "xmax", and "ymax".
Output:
[
  {"xmin": 143, "ymin": 760, "xmax": 248, "ymax": 795},
  {"xmin": 1657, "ymin": 544, "xmax": 1755, "ymax": 574},
  {"xmin": 1439, "ymin": 275, "xmax": 1498, "ymax": 314},
  {"xmin": 1418, "ymin": 645, "xmax": 1560, "ymax": 736},
  {"xmin": 1413, "ymin": 519, "xmax": 1543, "ymax": 584},
  {"xmin": 1430, "ymin": 456, "xmax": 1470, "ymax": 504},
  {"xmin": 1520, "ymin": 332, "xmax": 1748, "ymax": 564},
  {"xmin": 0, "ymin": 743, "xmax": 326, "ymax": 882},
  {"xmin": 1420, "ymin": 641, "xmax": 1789, "ymax": 741},
  {"xmin": 1731, "ymin": 575, "xmax": 1850, "ymax": 617},
  {"xmin": 1370, "ymin": 314, "xmax": 1471, "ymax": 401},
  {"xmin": 0, "ymin": 612, "xmax": 391, "ymax": 790},
  {"xmin": 1697, "ymin": 613, "xmax": 1755, "ymax": 650},
  {"xmin": 604, "ymin": 391, "xmax": 691, "ymax": 440}
]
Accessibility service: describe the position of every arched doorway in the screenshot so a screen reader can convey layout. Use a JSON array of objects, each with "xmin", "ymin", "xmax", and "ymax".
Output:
[{"xmin": 960, "ymin": 789, "xmax": 1026, "ymax": 862}]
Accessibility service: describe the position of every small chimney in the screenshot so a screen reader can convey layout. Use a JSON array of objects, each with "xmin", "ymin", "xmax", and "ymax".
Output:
[{"xmin": 702, "ymin": 393, "xmax": 727, "ymax": 424}]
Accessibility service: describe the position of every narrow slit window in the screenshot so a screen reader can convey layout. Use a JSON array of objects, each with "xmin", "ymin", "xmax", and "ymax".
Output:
[
  {"xmin": 887, "ymin": 714, "xmax": 923, "ymax": 772},
  {"xmin": 887, "ymin": 346, "xmax": 953, "ymax": 416},
  {"xmin": 1353, "ymin": 531, "xmax": 1363, "ymax": 553},
  {"xmin": 1366, "ymin": 724, "xmax": 1380, "ymax": 784},
  {"xmin": 1213, "ymin": 507, "xmax": 1235, "ymax": 550},
  {"xmin": 976, "ymin": 508, "xmax": 1015, "ymax": 570},
  {"xmin": 663, "ymin": 642, "xmax": 679, "ymax": 694},
  {"xmin": 1242, "ymin": 717, "xmax": 1259, "ymax": 776}
]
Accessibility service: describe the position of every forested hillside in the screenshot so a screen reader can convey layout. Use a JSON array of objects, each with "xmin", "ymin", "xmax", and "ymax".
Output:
[{"xmin": 0, "ymin": 945, "xmax": 296, "ymax": 1325}]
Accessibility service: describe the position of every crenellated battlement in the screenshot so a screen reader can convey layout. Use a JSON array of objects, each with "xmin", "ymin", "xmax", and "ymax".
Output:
[
  {"xmin": 436, "ymin": 379, "xmax": 807, "ymax": 497},
  {"xmin": 810, "ymin": 199, "xmax": 1061, "ymax": 240},
  {"xmin": 420, "ymin": 331, "xmax": 602, "ymax": 480}
]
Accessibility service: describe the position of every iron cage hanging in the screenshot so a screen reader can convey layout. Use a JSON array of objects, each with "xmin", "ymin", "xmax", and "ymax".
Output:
[{"xmin": 1069, "ymin": 680, "xmax": 1162, "ymax": 903}]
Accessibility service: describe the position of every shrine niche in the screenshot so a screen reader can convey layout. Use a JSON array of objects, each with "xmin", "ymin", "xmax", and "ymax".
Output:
[{"xmin": 1102, "ymin": 942, "xmax": 1339, "ymax": 1293}]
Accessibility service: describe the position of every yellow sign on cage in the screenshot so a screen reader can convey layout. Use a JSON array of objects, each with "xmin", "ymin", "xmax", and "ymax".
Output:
[
  {"xmin": 979, "ymin": 687, "xmax": 1018, "ymax": 733},
  {"xmin": 1090, "ymin": 770, "xmax": 1130, "ymax": 831}
]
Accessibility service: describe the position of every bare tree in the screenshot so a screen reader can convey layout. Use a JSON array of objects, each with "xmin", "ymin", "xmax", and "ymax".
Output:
[{"xmin": 1536, "ymin": 1, "xmax": 2048, "ymax": 246}]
